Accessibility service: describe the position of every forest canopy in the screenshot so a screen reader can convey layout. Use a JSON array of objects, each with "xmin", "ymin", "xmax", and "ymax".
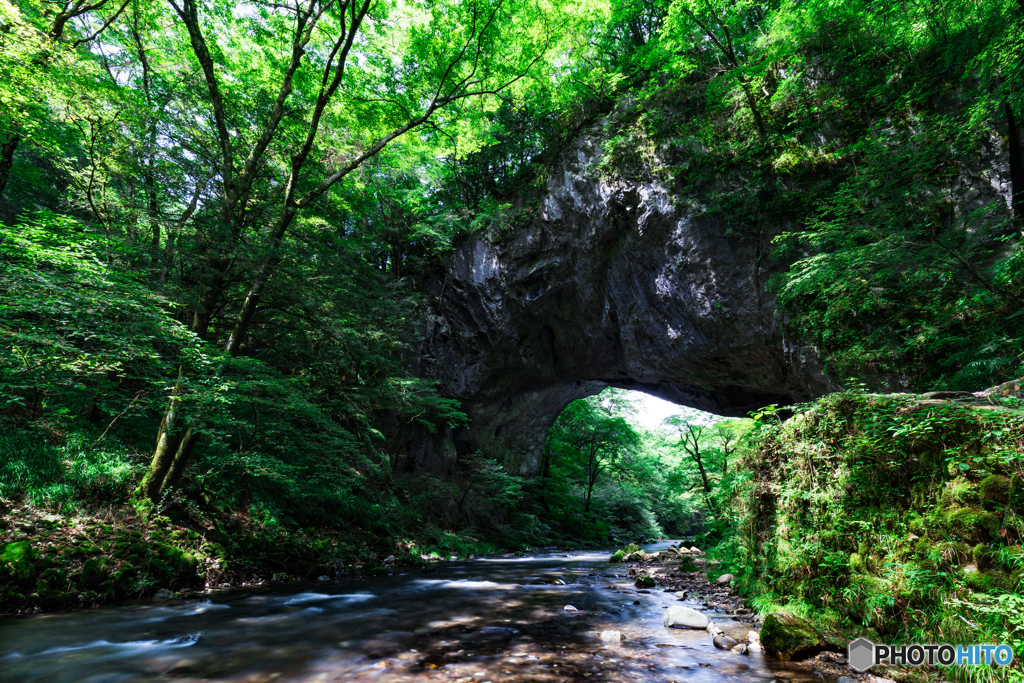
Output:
[{"xmin": 1, "ymin": 0, "xmax": 1023, "ymax": 545}]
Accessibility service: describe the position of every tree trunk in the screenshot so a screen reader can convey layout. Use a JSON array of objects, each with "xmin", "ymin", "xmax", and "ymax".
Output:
[
  {"xmin": 160, "ymin": 426, "xmax": 200, "ymax": 494},
  {"xmin": 688, "ymin": 433, "xmax": 713, "ymax": 493},
  {"xmin": 737, "ymin": 75, "xmax": 769, "ymax": 143},
  {"xmin": 139, "ymin": 251, "xmax": 232, "ymax": 503},
  {"xmin": 0, "ymin": 130, "xmax": 21, "ymax": 200},
  {"xmin": 538, "ymin": 444, "xmax": 552, "ymax": 512},
  {"xmin": 136, "ymin": 369, "xmax": 188, "ymax": 501},
  {"xmin": 585, "ymin": 444, "xmax": 600, "ymax": 514},
  {"xmin": 1008, "ymin": 101, "xmax": 1024, "ymax": 227}
]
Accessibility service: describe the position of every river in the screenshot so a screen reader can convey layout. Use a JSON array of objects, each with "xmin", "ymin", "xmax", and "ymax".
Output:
[{"xmin": 0, "ymin": 542, "xmax": 816, "ymax": 683}]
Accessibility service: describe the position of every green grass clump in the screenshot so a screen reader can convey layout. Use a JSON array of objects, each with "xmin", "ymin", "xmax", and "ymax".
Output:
[{"xmin": 0, "ymin": 431, "xmax": 141, "ymax": 511}]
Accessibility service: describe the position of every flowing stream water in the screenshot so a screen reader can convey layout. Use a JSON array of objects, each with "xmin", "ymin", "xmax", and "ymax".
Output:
[{"xmin": 0, "ymin": 542, "xmax": 816, "ymax": 683}]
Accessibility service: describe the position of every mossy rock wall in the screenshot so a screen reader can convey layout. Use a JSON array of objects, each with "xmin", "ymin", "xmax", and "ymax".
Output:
[{"xmin": 739, "ymin": 392, "xmax": 1024, "ymax": 639}]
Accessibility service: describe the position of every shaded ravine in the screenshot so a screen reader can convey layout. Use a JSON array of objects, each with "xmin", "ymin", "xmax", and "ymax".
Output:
[{"xmin": 0, "ymin": 543, "xmax": 815, "ymax": 683}]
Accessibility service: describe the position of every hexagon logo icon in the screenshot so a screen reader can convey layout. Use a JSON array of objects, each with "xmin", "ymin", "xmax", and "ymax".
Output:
[{"xmin": 848, "ymin": 637, "xmax": 875, "ymax": 672}]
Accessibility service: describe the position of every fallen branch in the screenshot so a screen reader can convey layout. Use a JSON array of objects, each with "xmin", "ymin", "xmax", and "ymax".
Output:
[{"xmin": 87, "ymin": 390, "xmax": 146, "ymax": 452}]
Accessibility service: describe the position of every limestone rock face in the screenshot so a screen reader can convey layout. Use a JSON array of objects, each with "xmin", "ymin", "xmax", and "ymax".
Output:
[{"xmin": 414, "ymin": 127, "xmax": 837, "ymax": 474}]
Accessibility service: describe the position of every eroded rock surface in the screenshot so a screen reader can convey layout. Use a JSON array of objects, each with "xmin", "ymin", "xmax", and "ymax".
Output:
[{"xmin": 412, "ymin": 128, "xmax": 837, "ymax": 474}]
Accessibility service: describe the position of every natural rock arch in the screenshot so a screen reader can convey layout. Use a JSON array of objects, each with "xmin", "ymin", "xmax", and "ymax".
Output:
[{"xmin": 404, "ymin": 130, "xmax": 835, "ymax": 476}]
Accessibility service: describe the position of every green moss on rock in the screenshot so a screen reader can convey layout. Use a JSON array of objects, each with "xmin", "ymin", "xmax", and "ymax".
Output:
[
  {"xmin": 78, "ymin": 558, "xmax": 109, "ymax": 590},
  {"xmin": 978, "ymin": 475, "xmax": 1010, "ymax": 510},
  {"xmin": 941, "ymin": 479, "xmax": 979, "ymax": 507},
  {"xmin": 1, "ymin": 542, "xmax": 36, "ymax": 586},
  {"xmin": 973, "ymin": 544, "xmax": 996, "ymax": 571},
  {"xmin": 965, "ymin": 568, "xmax": 1014, "ymax": 593},
  {"xmin": 760, "ymin": 612, "xmax": 826, "ymax": 661},
  {"xmin": 945, "ymin": 507, "xmax": 999, "ymax": 543}
]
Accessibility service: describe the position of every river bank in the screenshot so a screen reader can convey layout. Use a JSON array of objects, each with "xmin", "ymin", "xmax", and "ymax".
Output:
[{"xmin": 0, "ymin": 503, "xmax": 528, "ymax": 615}]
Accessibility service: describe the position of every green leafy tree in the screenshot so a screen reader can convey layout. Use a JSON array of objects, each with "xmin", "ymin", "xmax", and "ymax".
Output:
[
  {"xmin": 121, "ymin": 0, "xmax": 552, "ymax": 502},
  {"xmin": 546, "ymin": 394, "xmax": 641, "ymax": 513}
]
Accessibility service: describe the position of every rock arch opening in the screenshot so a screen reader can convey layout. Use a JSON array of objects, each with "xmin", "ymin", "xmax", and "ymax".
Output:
[
  {"xmin": 536, "ymin": 388, "xmax": 725, "ymax": 540},
  {"xmin": 416, "ymin": 131, "xmax": 836, "ymax": 476}
]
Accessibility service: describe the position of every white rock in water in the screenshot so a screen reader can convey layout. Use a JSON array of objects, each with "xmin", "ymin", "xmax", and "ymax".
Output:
[
  {"xmin": 600, "ymin": 630, "xmax": 625, "ymax": 641},
  {"xmin": 318, "ymin": 575, "xmax": 331, "ymax": 581},
  {"xmin": 663, "ymin": 605, "xmax": 710, "ymax": 629},
  {"xmin": 747, "ymin": 641, "xmax": 762, "ymax": 652},
  {"xmin": 564, "ymin": 605, "xmax": 579, "ymax": 612},
  {"xmin": 707, "ymin": 622, "xmax": 724, "ymax": 636},
  {"xmin": 689, "ymin": 547, "xmax": 703, "ymax": 555},
  {"xmin": 747, "ymin": 630, "xmax": 760, "ymax": 642}
]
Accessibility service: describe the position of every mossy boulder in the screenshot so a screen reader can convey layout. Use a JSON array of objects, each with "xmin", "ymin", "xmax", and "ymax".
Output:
[
  {"xmin": 78, "ymin": 558, "xmax": 109, "ymax": 590},
  {"xmin": 966, "ymin": 568, "xmax": 1015, "ymax": 593},
  {"xmin": 941, "ymin": 479, "xmax": 979, "ymax": 507},
  {"xmin": 946, "ymin": 507, "xmax": 1000, "ymax": 543},
  {"xmin": 973, "ymin": 544, "xmax": 997, "ymax": 571},
  {"xmin": 635, "ymin": 575, "xmax": 655, "ymax": 588},
  {"xmin": 760, "ymin": 612, "xmax": 826, "ymax": 661},
  {"xmin": 979, "ymin": 475, "xmax": 1010, "ymax": 510},
  {"xmin": 849, "ymin": 552, "xmax": 865, "ymax": 573},
  {"xmin": 610, "ymin": 550, "xmax": 626, "ymax": 562},
  {"xmin": 1, "ymin": 541, "xmax": 36, "ymax": 586}
]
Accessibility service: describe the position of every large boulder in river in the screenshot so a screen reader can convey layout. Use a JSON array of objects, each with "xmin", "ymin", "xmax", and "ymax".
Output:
[
  {"xmin": 759, "ymin": 612, "xmax": 826, "ymax": 661},
  {"xmin": 664, "ymin": 605, "xmax": 710, "ymax": 629}
]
